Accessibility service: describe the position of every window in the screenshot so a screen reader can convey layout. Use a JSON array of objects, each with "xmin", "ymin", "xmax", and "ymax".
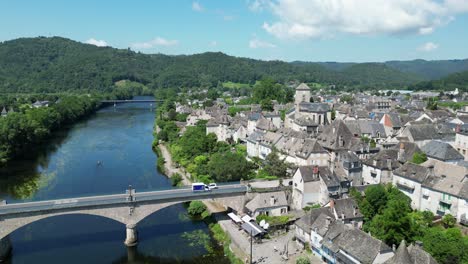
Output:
[
  {"xmin": 281, "ymin": 208, "xmax": 287, "ymax": 214},
  {"xmin": 371, "ymin": 172, "xmax": 377, "ymax": 178}
]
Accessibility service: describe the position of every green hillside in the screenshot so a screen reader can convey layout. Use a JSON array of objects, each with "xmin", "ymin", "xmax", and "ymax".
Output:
[{"xmin": 0, "ymin": 36, "xmax": 443, "ymax": 93}]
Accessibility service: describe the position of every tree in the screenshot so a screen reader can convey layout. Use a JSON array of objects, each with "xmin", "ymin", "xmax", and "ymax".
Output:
[
  {"xmin": 412, "ymin": 152, "xmax": 427, "ymax": 164},
  {"xmin": 207, "ymin": 151, "xmax": 255, "ymax": 182},
  {"xmin": 368, "ymin": 199, "xmax": 413, "ymax": 246},
  {"xmin": 187, "ymin": 201, "xmax": 207, "ymax": 216},
  {"xmin": 422, "ymin": 227, "xmax": 467, "ymax": 264},
  {"xmin": 441, "ymin": 214, "xmax": 456, "ymax": 228},
  {"xmin": 263, "ymin": 150, "xmax": 292, "ymax": 178},
  {"xmin": 260, "ymin": 99, "xmax": 274, "ymax": 111},
  {"xmin": 362, "ymin": 184, "xmax": 388, "ymax": 220}
]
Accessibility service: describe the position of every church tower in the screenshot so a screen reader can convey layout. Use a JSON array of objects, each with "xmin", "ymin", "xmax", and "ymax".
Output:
[{"xmin": 295, "ymin": 83, "xmax": 311, "ymax": 113}]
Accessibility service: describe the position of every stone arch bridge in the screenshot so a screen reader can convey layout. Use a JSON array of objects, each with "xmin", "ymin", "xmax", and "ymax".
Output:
[{"xmin": 0, "ymin": 184, "xmax": 246, "ymax": 259}]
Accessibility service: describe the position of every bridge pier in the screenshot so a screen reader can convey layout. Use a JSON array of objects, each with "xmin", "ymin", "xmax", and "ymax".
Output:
[
  {"xmin": 0, "ymin": 235, "xmax": 12, "ymax": 262},
  {"xmin": 124, "ymin": 224, "xmax": 138, "ymax": 247}
]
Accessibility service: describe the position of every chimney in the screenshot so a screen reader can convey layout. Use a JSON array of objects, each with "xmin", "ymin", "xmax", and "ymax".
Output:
[
  {"xmin": 313, "ymin": 165, "xmax": 319, "ymax": 179},
  {"xmin": 398, "ymin": 142, "xmax": 405, "ymax": 160},
  {"xmin": 428, "ymin": 165, "xmax": 434, "ymax": 176},
  {"xmin": 270, "ymin": 196, "xmax": 275, "ymax": 206},
  {"xmin": 325, "ymin": 216, "xmax": 332, "ymax": 228}
]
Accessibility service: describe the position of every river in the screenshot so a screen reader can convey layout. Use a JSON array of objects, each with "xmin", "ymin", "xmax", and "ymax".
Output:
[{"xmin": 0, "ymin": 97, "xmax": 230, "ymax": 264}]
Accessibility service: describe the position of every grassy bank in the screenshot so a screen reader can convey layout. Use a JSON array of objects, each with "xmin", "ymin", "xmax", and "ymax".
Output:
[
  {"xmin": 152, "ymin": 144, "xmax": 166, "ymax": 175},
  {"xmin": 209, "ymin": 223, "xmax": 243, "ymax": 264}
]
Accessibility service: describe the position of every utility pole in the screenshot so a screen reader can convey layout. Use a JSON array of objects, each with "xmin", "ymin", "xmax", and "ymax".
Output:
[{"xmin": 250, "ymin": 230, "xmax": 253, "ymax": 264}]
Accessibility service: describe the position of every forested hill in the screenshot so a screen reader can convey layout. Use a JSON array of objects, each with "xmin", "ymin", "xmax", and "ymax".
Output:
[
  {"xmin": 409, "ymin": 69, "xmax": 468, "ymax": 91},
  {"xmin": 0, "ymin": 36, "xmax": 446, "ymax": 93},
  {"xmin": 316, "ymin": 59, "xmax": 468, "ymax": 80}
]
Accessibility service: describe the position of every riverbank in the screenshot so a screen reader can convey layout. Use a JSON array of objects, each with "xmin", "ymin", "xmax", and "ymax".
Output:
[{"xmin": 155, "ymin": 139, "xmax": 245, "ymax": 263}]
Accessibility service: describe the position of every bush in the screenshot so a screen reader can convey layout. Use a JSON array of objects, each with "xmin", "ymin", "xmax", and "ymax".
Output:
[
  {"xmin": 171, "ymin": 173, "xmax": 183, "ymax": 186},
  {"xmin": 296, "ymin": 256, "xmax": 310, "ymax": 264},
  {"xmin": 441, "ymin": 214, "xmax": 456, "ymax": 228},
  {"xmin": 187, "ymin": 201, "xmax": 207, "ymax": 216}
]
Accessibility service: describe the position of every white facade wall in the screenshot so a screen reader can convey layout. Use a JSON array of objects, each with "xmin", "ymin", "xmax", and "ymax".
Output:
[
  {"xmin": 457, "ymin": 197, "xmax": 468, "ymax": 222},
  {"xmin": 420, "ymin": 187, "xmax": 461, "ymax": 219},
  {"xmin": 362, "ymin": 164, "xmax": 383, "ymax": 185},
  {"xmin": 393, "ymin": 175, "xmax": 423, "ymax": 210},
  {"xmin": 455, "ymin": 133, "xmax": 468, "ymax": 160},
  {"xmin": 292, "ymin": 170, "xmax": 321, "ymax": 209}
]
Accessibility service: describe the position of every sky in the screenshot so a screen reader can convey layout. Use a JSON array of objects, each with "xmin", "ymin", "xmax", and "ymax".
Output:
[{"xmin": 1, "ymin": 0, "xmax": 468, "ymax": 62}]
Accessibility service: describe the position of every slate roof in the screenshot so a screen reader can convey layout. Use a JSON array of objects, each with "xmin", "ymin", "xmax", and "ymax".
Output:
[
  {"xmin": 345, "ymin": 120, "xmax": 386, "ymax": 138},
  {"xmin": 294, "ymin": 116, "xmax": 319, "ymax": 126},
  {"xmin": 323, "ymin": 225, "xmax": 392, "ymax": 264},
  {"xmin": 296, "ymin": 83, "xmax": 310, "ymax": 91},
  {"xmin": 256, "ymin": 116, "xmax": 276, "ymax": 131},
  {"xmin": 333, "ymin": 198, "xmax": 363, "ymax": 220},
  {"xmin": 422, "ymin": 159, "xmax": 468, "ymax": 199},
  {"xmin": 245, "ymin": 191, "xmax": 288, "ymax": 213},
  {"xmin": 421, "ymin": 140, "xmax": 464, "ymax": 161},
  {"xmin": 297, "ymin": 166, "xmax": 320, "ymax": 183},
  {"xmin": 403, "ymin": 124, "xmax": 442, "ymax": 141},
  {"xmin": 318, "ymin": 166, "xmax": 341, "ymax": 188},
  {"xmin": 363, "ymin": 149, "xmax": 401, "ymax": 170},
  {"xmin": 295, "ymin": 207, "xmax": 334, "ymax": 235},
  {"xmin": 385, "ymin": 240, "xmax": 438, "ymax": 264},
  {"xmin": 393, "ymin": 163, "xmax": 430, "ymax": 183},
  {"xmin": 317, "ymin": 120, "xmax": 359, "ymax": 151},
  {"xmin": 298, "ymin": 102, "xmax": 331, "ymax": 113},
  {"xmin": 392, "ymin": 142, "xmax": 421, "ymax": 164}
]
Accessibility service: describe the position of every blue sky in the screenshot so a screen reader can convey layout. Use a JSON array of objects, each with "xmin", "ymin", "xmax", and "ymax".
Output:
[{"xmin": 1, "ymin": 0, "xmax": 468, "ymax": 62}]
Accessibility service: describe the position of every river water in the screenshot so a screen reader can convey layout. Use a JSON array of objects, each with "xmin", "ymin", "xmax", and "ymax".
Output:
[{"xmin": 0, "ymin": 97, "xmax": 230, "ymax": 264}]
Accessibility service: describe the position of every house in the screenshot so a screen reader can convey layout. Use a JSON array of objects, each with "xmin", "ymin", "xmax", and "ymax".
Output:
[
  {"xmin": 380, "ymin": 113, "xmax": 403, "ymax": 136},
  {"xmin": 419, "ymin": 160, "xmax": 468, "ymax": 223},
  {"xmin": 206, "ymin": 114, "xmax": 231, "ymax": 142},
  {"xmin": 292, "ymin": 166, "xmax": 322, "ymax": 209},
  {"xmin": 317, "ymin": 120, "xmax": 361, "ymax": 161},
  {"xmin": 292, "ymin": 165, "xmax": 345, "ymax": 208},
  {"xmin": 32, "ymin": 100, "xmax": 49, "ymax": 108},
  {"xmin": 294, "ymin": 207, "xmax": 335, "ymax": 253},
  {"xmin": 384, "ymin": 240, "xmax": 438, "ymax": 264},
  {"xmin": 393, "ymin": 163, "xmax": 431, "ymax": 210},
  {"xmin": 325, "ymin": 198, "xmax": 364, "ymax": 228},
  {"xmin": 399, "ymin": 124, "xmax": 443, "ymax": 148},
  {"xmin": 285, "ymin": 83, "xmax": 332, "ymax": 133},
  {"xmin": 454, "ymin": 128, "xmax": 468, "ymax": 160},
  {"xmin": 245, "ymin": 191, "xmax": 289, "ymax": 217},
  {"xmin": 420, "ymin": 140, "xmax": 464, "ymax": 164},
  {"xmin": 362, "ymin": 149, "xmax": 400, "ymax": 185},
  {"xmin": 336, "ymin": 151, "xmax": 363, "ymax": 185},
  {"xmin": 320, "ymin": 222, "xmax": 394, "ymax": 264}
]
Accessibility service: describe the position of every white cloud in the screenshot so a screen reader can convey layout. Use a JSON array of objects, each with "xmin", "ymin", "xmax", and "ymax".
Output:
[
  {"xmin": 85, "ymin": 38, "xmax": 108, "ymax": 47},
  {"xmin": 192, "ymin": 1, "xmax": 204, "ymax": 12},
  {"xmin": 249, "ymin": 38, "xmax": 276, "ymax": 48},
  {"xmin": 253, "ymin": 0, "xmax": 468, "ymax": 39},
  {"xmin": 418, "ymin": 42, "xmax": 439, "ymax": 52},
  {"xmin": 131, "ymin": 37, "xmax": 178, "ymax": 49}
]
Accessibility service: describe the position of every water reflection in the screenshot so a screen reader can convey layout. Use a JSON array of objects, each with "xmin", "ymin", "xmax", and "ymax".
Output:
[{"xmin": 1, "ymin": 99, "xmax": 229, "ymax": 263}]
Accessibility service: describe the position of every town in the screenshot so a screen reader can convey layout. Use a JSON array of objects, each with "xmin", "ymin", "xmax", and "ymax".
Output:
[{"xmin": 154, "ymin": 81, "xmax": 467, "ymax": 264}]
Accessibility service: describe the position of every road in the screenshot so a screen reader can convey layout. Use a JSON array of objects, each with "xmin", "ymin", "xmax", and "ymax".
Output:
[{"xmin": 0, "ymin": 184, "xmax": 247, "ymax": 216}]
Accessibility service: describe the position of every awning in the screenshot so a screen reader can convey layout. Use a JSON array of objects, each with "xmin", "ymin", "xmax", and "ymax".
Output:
[
  {"xmin": 241, "ymin": 215, "xmax": 253, "ymax": 223},
  {"xmin": 228, "ymin": 213, "xmax": 242, "ymax": 223},
  {"xmin": 241, "ymin": 221, "xmax": 266, "ymax": 237}
]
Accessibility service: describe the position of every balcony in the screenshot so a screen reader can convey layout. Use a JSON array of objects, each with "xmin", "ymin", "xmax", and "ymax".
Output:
[
  {"xmin": 396, "ymin": 180, "xmax": 415, "ymax": 190},
  {"xmin": 439, "ymin": 198, "xmax": 453, "ymax": 206}
]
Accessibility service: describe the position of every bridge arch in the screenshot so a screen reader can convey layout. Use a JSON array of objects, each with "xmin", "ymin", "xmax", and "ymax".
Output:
[{"xmin": 0, "ymin": 208, "xmax": 128, "ymax": 240}]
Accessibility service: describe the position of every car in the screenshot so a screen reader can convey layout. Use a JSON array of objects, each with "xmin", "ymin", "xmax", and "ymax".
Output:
[{"xmin": 208, "ymin": 183, "xmax": 218, "ymax": 190}]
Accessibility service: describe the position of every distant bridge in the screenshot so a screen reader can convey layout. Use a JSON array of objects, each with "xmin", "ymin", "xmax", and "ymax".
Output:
[
  {"xmin": 0, "ymin": 184, "xmax": 247, "ymax": 257},
  {"xmin": 100, "ymin": 99, "xmax": 164, "ymax": 104}
]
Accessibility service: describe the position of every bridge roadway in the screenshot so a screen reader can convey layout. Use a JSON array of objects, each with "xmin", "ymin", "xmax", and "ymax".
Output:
[
  {"xmin": 0, "ymin": 184, "xmax": 247, "ymax": 257},
  {"xmin": 100, "ymin": 99, "xmax": 163, "ymax": 104}
]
